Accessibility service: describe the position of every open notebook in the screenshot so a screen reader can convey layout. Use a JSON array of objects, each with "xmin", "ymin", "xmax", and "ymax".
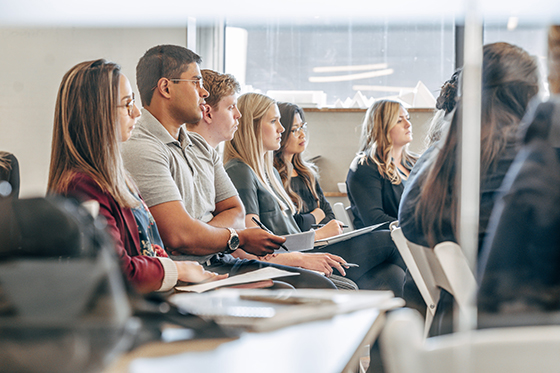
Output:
[{"xmin": 313, "ymin": 221, "xmax": 391, "ymax": 248}]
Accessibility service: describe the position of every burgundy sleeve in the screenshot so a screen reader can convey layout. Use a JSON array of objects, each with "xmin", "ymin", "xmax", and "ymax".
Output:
[{"xmin": 66, "ymin": 174, "xmax": 165, "ymax": 293}]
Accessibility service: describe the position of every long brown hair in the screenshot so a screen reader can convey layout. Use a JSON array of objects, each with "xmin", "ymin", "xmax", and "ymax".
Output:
[
  {"xmin": 414, "ymin": 42, "xmax": 540, "ymax": 247},
  {"xmin": 48, "ymin": 59, "xmax": 137, "ymax": 208},
  {"xmin": 357, "ymin": 99, "xmax": 417, "ymax": 184},
  {"xmin": 224, "ymin": 93, "xmax": 296, "ymax": 214},
  {"xmin": 273, "ymin": 102, "xmax": 318, "ymax": 213}
]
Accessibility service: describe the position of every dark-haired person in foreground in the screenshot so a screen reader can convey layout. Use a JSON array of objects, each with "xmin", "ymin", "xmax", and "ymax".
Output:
[
  {"xmin": 478, "ymin": 26, "xmax": 560, "ymax": 316},
  {"xmin": 398, "ymin": 42, "xmax": 540, "ymax": 335}
]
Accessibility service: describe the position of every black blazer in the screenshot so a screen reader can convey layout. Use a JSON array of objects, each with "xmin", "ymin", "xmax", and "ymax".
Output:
[{"xmin": 346, "ymin": 156, "xmax": 403, "ymax": 229}]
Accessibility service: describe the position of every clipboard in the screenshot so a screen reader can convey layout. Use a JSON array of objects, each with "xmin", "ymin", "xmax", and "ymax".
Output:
[{"xmin": 313, "ymin": 221, "xmax": 390, "ymax": 247}]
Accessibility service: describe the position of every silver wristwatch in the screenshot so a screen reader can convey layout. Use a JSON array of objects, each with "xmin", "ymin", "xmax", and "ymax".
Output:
[{"xmin": 224, "ymin": 227, "xmax": 240, "ymax": 254}]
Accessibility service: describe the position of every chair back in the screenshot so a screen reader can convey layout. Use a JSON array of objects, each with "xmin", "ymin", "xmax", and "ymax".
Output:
[
  {"xmin": 332, "ymin": 202, "xmax": 354, "ymax": 232},
  {"xmin": 389, "ymin": 222, "xmax": 477, "ymax": 337},
  {"xmin": 432, "ymin": 241, "xmax": 477, "ymax": 315},
  {"xmin": 381, "ymin": 308, "xmax": 560, "ymax": 373},
  {"xmin": 389, "ymin": 222, "xmax": 439, "ymax": 337}
]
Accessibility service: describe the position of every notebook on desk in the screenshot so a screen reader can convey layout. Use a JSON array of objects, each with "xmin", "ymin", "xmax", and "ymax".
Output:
[
  {"xmin": 313, "ymin": 221, "xmax": 390, "ymax": 248},
  {"xmin": 169, "ymin": 288, "xmax": 402, "ymax": 332}
]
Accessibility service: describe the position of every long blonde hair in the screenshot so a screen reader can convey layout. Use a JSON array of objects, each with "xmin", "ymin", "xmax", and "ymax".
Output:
[
  {"xmin": 357, "ymin": 99, "xmax": 417, "ymax": 184},
  {"xmin": 223, "ymin": 93, "xmax": 296, "ymax": 214},
  {"xmin": 48, "ymin": 59, "xmax": 137, "ymax": 208}
]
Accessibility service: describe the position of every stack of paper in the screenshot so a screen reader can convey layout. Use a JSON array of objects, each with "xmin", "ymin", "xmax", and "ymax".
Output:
[{"xmin": 169, "ymin": 288, "xmax": 403, "ymax": 332}]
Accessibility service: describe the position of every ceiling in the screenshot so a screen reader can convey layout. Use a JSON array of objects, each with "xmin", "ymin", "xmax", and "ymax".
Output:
[{"xmin": 0, "ymin": 0, "xmax": 559, "ymax": 27}]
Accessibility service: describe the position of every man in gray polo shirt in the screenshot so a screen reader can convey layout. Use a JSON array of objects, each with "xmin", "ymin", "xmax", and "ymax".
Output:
[{"xmin": 122, "ymin": 45, "xmax": 335, "ymax": 288}]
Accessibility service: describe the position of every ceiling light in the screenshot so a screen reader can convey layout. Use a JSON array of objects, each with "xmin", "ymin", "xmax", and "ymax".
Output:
[
  {"xmin": 312, "ymin": 63, "xmax": 388, "ymax": 73},
  {"xmin": 309, "ymin": 68, "xmax": 393, "ymax": 83}
]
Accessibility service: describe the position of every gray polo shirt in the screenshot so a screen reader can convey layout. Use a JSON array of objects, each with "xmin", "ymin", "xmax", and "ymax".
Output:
[{"xmin": 121, "ymin": 108, "xmax": 238, "ymax": 263}]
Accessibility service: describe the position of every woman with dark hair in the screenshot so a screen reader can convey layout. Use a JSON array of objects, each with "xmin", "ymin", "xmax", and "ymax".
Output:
[
  {"xmin": 399, "ymin": 42, "xmax": 540, "ymax": 250},
  {"xmin": 48, "ymin": 59, "xmax": 226, "ymax": 293},
  {"xmin": 0, "ymin": 151, "xmax": 19, "ymax": 198},
  {"xmin": 425, "ymin": 68, "xmax": 461, "ymax": 149},
  {"xmin": 273, "ymin": 102, "xmax": 338, "ymax": 233},
  {"xmin": 477, "ymin": 28, "xmax": 560, "ymax": 314},
  {"xmin": 346, "ymin": 99, "xmax": 418, "ymax": 229}
]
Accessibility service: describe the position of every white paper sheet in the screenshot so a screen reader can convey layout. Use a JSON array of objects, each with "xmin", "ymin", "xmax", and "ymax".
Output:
[
  {"xmin": 281, "ymin": 230, "xmax": 316, "ymax": 252},
  {"xmin": 175, "ymin": 267, "xmax": 299, "ymax": 293}
]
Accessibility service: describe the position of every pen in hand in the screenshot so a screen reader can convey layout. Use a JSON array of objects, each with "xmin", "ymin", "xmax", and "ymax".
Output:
[
  {"xmin": 251, "ymin": 216, "xmax": 289, "ymax": 251},
  {"xmin": 311, "ymin": 224, "xmax": 349, "ymax": 229}
]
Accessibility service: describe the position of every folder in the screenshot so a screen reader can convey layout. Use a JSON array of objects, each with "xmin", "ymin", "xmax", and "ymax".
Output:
[{"xmin": 313, "ymin": 221, "xmax": 390, "ymax": 248}]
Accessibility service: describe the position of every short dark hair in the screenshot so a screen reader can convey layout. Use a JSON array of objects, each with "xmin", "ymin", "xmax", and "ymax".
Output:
[{"xmin": 136, "ymin": 45, "xmax": 202, "ymax": 106}]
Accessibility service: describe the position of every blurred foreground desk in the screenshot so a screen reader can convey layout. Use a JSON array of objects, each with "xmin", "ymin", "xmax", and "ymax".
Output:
[{"xmin": 105, "ymin": 290, "xmax": 404, "ymax": 373}]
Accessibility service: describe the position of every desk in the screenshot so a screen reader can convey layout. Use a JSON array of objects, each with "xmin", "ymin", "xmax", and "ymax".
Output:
[{"xmin": 104, "ymin": 306, "xmax": 393, "ymax": 373}]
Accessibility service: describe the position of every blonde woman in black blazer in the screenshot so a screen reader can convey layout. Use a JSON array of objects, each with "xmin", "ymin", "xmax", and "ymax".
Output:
[{"xmin": 347, "ymin": 99, "xmax": 417, "ymax": 229}]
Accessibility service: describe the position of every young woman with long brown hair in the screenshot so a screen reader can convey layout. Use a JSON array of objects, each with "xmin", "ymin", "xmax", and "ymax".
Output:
[
  {"xmin": 273, "ymin": 102, "xmax": 337, "ymax": 232},
  {"xmin": 48, "ymin": 59, "xmax": 225, "ymax": 293},
  {"xmin": 399, "ymin": 42, "xmax": 540, "ymax": 250}
]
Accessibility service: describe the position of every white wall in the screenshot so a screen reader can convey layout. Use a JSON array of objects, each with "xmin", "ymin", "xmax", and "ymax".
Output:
[{"xmin": 0, "ymin": 27, "xmax": 187, "ymax": 197}]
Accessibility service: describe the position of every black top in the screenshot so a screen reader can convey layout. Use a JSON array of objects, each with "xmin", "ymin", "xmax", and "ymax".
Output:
[
  {"xmin": 398, "ymin": 138, "xmax": 518, "ymax": 251},
  {"xmin": 290, "ymin": 174, "xmax": 335, "ymax": 231},
  {"xmin": 346, "ymin": 156, "xmax": 403, "ymax": 229},
  {"xmin": 0, "ymin": 152, "xmax": 20, "ymax": 198}
]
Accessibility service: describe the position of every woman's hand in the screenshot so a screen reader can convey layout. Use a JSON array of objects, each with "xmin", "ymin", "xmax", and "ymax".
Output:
[
  {"xmin": 314, "ymin": 219, "xmax": 344, "ymax": 240},
  {"xmin": 175, "ymin": 261, "xmax": 228, "ymax": 284},
  {"xmin": 272, "ymin": 251, "xmax": 347, "ymax": 277}
]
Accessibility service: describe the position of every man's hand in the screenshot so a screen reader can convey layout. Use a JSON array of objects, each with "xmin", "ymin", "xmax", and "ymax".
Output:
[{"xmin": 238, "ymin": 227, "xmax": 286, "ymax": 257}]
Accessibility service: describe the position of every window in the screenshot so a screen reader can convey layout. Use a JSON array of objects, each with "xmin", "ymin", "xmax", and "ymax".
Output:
[{"xmin": 225, "ymin": 18, "xmax": 456, "ymax": 107}]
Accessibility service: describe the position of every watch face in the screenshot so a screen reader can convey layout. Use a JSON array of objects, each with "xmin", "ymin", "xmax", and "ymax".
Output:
[{"xmin": 230, "ymin": 235, "xmax": 240, "ymax": 250}]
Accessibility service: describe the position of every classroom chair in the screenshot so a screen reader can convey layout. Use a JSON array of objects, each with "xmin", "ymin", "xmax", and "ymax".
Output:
[
  {"xmin": 333, "ymin": 202, "xmax": 355, "ymax": 232},
  {"xmin": 380, "ymin": 307, "xmax": 560, "ymax": 373},
  {"xmin": 389, "ymin": 221, "xmax": 477, "ymax": 337}
]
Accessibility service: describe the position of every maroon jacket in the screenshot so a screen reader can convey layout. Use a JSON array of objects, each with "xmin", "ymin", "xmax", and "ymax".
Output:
[{"xmin": 65, "ymin": 172, "xmax": 164, "ymax": 293}]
